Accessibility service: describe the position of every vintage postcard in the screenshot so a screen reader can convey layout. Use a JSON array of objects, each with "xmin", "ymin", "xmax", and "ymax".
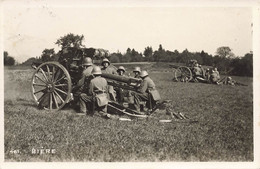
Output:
[{"xmin": 0, "ymin": 0, "xmax": 260, "ymax": 169}]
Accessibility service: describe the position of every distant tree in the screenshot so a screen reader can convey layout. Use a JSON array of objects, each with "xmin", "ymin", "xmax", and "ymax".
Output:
[
  {"xmin": 143, "ymin": 46, "xmax": 153, "ymax": 61},
  {"xmin": 55, "ymin": 33, "xmax": 85, "ymax": 49},
  {"xmin": 41, "ymin": 48, "xmax": 55, "ymax": 62},
  {"xmin": 200, "ymin": 50, "xmax": 214, "ymax": 66},
  {"xmin": 109, "ymin": 53, "xmax": 120, "ymax": 63},
  {"xmin": 131, "ymin": 48, "xmax": 143, "ymax": 62},
  {"xmin": 121, "ymin": 48, "xmax": 132, "ymax": 62},
  {"xmin": 21, "ymin": 57, "xmax": 41, "ymax": 66},
  {"xmin": 230, "ymin": 53, "xmax": 253, "ymax": 76},
  {"xmin": 215, "ymin": 46, "xmax": 235, "ymax": 73},
  {"xmin": 158, "ymin": 44, "xmax": 164, "ymax": 51},
  {"xmin": 4, "ymin": 51, "xmax": 15, "ymax": 66},
  {"xmin": 216, "ymin": 46, "xmax": 235, "ymax": 59},
  {"xmin": 176, "ymin": 49, "xmax": 192, "ymax": 63},
  {"xmin": 153, "ymin": 44, "xmax": 167, "ymax": 62}
]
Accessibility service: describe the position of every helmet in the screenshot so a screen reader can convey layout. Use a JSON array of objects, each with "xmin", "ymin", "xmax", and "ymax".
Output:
[
  {"xmin": 117, "ymin": 66, "xmax": 125, "ymax": 72},
  {"xmin": 133, "ymin": 67, "xmax": 141, "ymax": 73},
  {"xmin": 91, "ymin": 66, "xmax": 102, "ymax": 75},
  {"xmin": 83, "ymin": 57, "xmax": 93, "ymax": 66},
  {"xmin": 140, "ymin": 70, "xmax": 148, "ymax": 78},
  {"xmin": 102, "ymin": 58, "xmax": 110, "ymax": 65},
  {"xmin": 227, "ymin": 76, "xmax": 232, "ymax": 80}
]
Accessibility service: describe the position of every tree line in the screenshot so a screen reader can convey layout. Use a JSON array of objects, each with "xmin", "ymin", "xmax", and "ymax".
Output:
[{"xmin": 4, "ymin": 33, "xmax": 253, "ymax": 77}]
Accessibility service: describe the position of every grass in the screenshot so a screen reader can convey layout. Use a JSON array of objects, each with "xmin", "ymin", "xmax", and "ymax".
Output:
[{"xmin": 4, "ymin": 66, "xmax": 253, "ymax": 162}]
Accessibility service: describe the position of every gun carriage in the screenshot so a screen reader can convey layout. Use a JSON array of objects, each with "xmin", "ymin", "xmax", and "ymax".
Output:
[
  {"xmin": 31, "ymin": 47, "xmax": 147, "ymax": 116},
  {"xmin": 170, "ymin": 60, "xmax": 211, "ymax": 82}
]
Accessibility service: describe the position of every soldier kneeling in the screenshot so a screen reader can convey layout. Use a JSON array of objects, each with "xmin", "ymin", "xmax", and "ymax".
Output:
[
  {"xmin": 79, "ymin": 66, "xmax": 109, "ymax": 117},
  {"xmin": 132, "ymin": 70, "xmax": 161, "ymax": 112}
]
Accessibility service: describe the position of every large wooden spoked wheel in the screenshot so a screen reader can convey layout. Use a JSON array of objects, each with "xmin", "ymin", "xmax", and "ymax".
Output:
[
  {"xmin": 174, "ymin": 66, "xmax": 193, "ymax": 82},
  {"xmin": 31, "ymin": 62, "xmax": 72, "ymax": 110}
]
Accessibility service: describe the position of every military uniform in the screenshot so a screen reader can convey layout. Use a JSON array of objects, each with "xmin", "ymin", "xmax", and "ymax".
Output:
[
  {"xmin": 102, "ymin": 65, "xmax": 117, "ymax": 101},
  {"xmin": 134, "ymin": 74, "xmax": 141, "ymax": 79},
  {"xmin": 80, "ymin": 76, "xmax": 108, "ymax": 115},
  {"xmin": 133, "ymin": 76, "xmax": 158, "ymax": 111},
  {"xmin": 77, "ymin": 66, "xmax": 94, "ymax": 86},
  {"xmin": 210, "ymin": 71, "xmax": 220, "ymax": 84}
]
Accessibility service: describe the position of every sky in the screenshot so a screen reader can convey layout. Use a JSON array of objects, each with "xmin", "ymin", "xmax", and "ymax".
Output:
[{"xmin": 2, "ymin": 1, "xmax": 253, "ymax": 63}]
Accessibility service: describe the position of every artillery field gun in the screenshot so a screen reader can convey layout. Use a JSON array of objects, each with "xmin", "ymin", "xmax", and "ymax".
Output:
[{"xmin": 31, "ymin": 47, "xmax": 155, "ymax": 117}]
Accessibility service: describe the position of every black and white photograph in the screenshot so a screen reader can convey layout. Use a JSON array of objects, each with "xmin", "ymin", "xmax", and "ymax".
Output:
[{"xmin": 1, "ymin": 0, "xmax": 260, "ymax": 168}]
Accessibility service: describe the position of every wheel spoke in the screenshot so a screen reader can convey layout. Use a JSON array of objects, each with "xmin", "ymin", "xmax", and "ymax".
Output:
[
  {"xmin": 49, "ymin": 93, "xmax": 53, "ymax": 110},
  {"xmin": 34, "ymin": 88, "xmax": 47, "ymax": 94},
  {"xmin": 55, "ymin": 75, "xmax": 66, "ymax": 84},
  {"xmin": 35, "ymin": 74, "xmax": 48, "ymax": 85},
  {"xmin": 55, "ymin": 84, "xmax": 68, "ymax": 87},
  {"xmin": 38, "ymin": 93, "xmax": 47, "ymax": 103},
  {"xmin": 33, "ymin": 83, "xmax": 46, "ymax": 87},
  {"xmin": 55, "ymin": 87, "xmax": 68, "ymax": 95},
  {"xmin": 52, "ymin": 92, "xmax": 59, "ymax": 109},
  {"xmin": 54, "ymin": 69, "xmax": 61, "ymax": 82},
  {"xmin": 46, "ymin": 65, "xmax": 51, "ymax": 81},
  {"xmin": 54, "ymin": 90, "xmax": 65, "ymax": 103},
  {"xmin": 39, "ymin": 68, "xmax": 49, "ymax": 82},
  {"xmin": 52, "ymin": 66, "xmax": 55, "ymax": 81}
]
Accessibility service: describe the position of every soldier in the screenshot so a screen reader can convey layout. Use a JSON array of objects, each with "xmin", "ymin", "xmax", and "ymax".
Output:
[
  {"xmin": 101, "ymin": 58, "xmax": 117, "ymax": 101},
  {"xmin": 205, "ymin": 68, "xmax": 210, "ymax": 82},
  {"xmin": 133, "ymin": 66, "xmax": 141, "ymax": 78},
  {"xmin": 77, "ymin": 57, "xmax": 94, "ymax": 87},
  {"xmin": 193, "ymin": 63, "xmax": 205, "ymax": 82},
  {"xmin": 210, "ymin": 67, "xmax": 220, "ymax": 84},
  {"xmin": 117, "ymin": 66, "xmax": 126, "ymax": 76},
  {"xmin": 79, "ymin": 66, "xmax": 108, "ymax": 117},
  {"xmin": 115, "ymin": 66, "xmax": 128, "ymax": 103},
  {"xmin": 132, "ymin": 70, "xmax": 161, "ymax": 112}
]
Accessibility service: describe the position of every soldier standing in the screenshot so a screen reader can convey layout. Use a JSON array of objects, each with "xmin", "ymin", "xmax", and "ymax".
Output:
[
  {"xmin": 79, "ymin": 66, "xmax": 108, "ymax": 116},
  {"xmin": 101, "ymin": 58, "xmax": 117, "ymax": 101},
  {"xmin": 132, "ymin": 70, "xmax": 160, "ymax": 112}
]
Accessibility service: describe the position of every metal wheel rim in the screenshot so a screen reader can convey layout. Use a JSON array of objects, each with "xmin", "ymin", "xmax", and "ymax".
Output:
[
  {"xmin": 31, "ymin": 62, "xmax": 72, "ymax": 110},
  {"xmin": 174, "ymin": 66, "xmax": 192, "ymax": 82}
]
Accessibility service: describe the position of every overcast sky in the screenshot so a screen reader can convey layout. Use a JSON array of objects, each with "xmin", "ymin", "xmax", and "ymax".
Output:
[{"xmin": 3, "ymin": 2, "xmax": 253, "ymax": 63}]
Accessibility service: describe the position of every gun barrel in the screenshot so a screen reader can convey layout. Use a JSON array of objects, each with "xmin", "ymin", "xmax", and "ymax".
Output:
[{"xmin": 101, "ymin": 73, "xmax": 142, "ymax": 86}]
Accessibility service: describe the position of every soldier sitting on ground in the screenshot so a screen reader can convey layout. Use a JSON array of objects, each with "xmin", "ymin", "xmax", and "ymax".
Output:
[
  {"xmin": 79, "ymin": 66, "xmax": 109, "ymax": 117},
  {"xmin": 193, "ymin": 63, "xmax": 206, "ymax": 82},
  {"xmin": 210, "ymin": 67, "xmax": 221, "ymax": 84},
  {"xmin": 205, "ymin": 68, "xmax": 211, "ymax": 82},
  {"xmin": 220, "ymin": 76, "xmax": 247, "ymax": 86},
  {"xmin": 132, "ymin": 70, "xmax": 161, "ymax": 113}
]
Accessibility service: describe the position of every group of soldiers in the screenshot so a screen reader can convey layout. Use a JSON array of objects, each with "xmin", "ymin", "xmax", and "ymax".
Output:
[
  {"xmin": 191, "ymin": 62, "xmax": 243, "ymax": 85},
  {"xmin": 192, "ymin": 63, "xmax": 221, "ymax": 84},
  {"xmin": 73, "ymin": 57, "xmax": 160, "ymax": 117}
]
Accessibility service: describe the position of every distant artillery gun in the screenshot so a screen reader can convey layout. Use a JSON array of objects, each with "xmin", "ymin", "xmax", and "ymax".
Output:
[{"xmin": 170, "ymin": 60, "xmax": 212, "ymax": 82}]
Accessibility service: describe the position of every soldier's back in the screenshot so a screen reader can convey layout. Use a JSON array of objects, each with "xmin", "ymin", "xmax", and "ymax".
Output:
[{"xmin": 90, "ymin": 76, "xmax": 108, "ymax": 92}]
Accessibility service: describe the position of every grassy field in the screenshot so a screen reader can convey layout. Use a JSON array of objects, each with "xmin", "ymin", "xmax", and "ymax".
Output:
[{"xmin": 4, "ymin": 65, "xmax": 253, "ymax": 162}]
